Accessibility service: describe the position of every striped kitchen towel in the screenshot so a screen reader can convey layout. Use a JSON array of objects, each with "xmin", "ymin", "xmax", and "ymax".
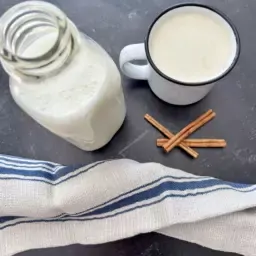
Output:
[{"xmin": 0, "ymin": 155, "xmax": 256, "ymax": 256}]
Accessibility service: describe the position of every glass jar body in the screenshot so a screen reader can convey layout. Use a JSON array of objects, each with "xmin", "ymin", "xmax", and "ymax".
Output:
[{"xmin": 1, "ymin": 2, "xmax": 126, "ymax": 151}]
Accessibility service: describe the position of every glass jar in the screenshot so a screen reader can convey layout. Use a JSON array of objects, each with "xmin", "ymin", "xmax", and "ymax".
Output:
[{"xmin": 0, "ymin": 1, "xmax": 126, "ymax": 151}]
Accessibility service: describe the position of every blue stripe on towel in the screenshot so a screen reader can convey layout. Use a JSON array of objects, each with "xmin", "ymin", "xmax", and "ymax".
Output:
[
  {"xmin": 71, "ymin": 176, "xmax": 254, "ymax": 217},
  {"xmin": 0, "ymin": 160, "xmax": 107, "ymax": 186},
  {"xmin": 2, "ymin": 175, "xmax": 248, "ymax": 226},
  {"xmin": 0, "ymin": 216, "xmax": 24, "ymax": 224},
  {"xmin": 0, "ymin": 176, "xmax": 217, "ymax": 226},
  {"xmin": 0, "ymin": 162, "xmax": 59, "ymax": 173},
  {"xmin": 0, "ymin": 165, "xmax": 83, "ymax": 180},
  {"xmin": 0, "ymin": 155, "xmax": 59, "ymax": 168},
  {"xmin": 78, "ymin": 185, "xmax": 256, "ymax": 221},
  {"xmin": 71, "ymin": 175, "xmax": 214, "ymax": 216},
  {"xmin": 80, "ymin": 178, "xmax": 254, "ymax": 218},
  {"xmin": 1, "ymin": 184, "xmax": 256, "ymax": 230}
]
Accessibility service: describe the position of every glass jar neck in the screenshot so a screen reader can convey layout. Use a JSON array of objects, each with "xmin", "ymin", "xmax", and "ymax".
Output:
[{"xmin": 0, "ymin": 1, "xmax": 79, "ymax": 81}]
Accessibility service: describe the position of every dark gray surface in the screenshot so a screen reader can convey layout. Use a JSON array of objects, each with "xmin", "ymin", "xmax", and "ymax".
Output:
[{"xmin": 0, "ymin": 0, "xmax": 254, "ymax": 255}]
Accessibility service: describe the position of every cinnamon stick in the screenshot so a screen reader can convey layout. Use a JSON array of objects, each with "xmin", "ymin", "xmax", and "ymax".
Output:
[
  {"xmin": 144, "ymin": 114, "xmax": 199, "ymax": 158},
  {"xmin": 157, "ymin": 138, "xmax": 226, "ymax": 148},
  {"xmin": 163, "ymin": 110, "xmax": 216, "ymax": 153}
]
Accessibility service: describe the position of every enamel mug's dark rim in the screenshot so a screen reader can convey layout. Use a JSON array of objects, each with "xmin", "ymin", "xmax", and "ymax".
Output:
[{"xmin": 144, "ymin": 3, "xmax": 241, "ymax": 87}]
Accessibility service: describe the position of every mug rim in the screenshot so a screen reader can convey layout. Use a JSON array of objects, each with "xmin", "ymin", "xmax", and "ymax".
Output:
[{"xmin": 144, "ymin": 3, "xmax": 241, "ymax": 87}]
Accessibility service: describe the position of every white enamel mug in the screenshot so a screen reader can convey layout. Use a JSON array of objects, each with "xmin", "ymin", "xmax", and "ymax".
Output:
[{"xmin": 119, "ymin": 4, "xmax": 240, "ymax": 105}]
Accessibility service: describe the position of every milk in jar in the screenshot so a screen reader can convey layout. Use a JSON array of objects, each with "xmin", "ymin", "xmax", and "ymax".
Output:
[{"xmin": 0, "ymin": 1, "xmax": 126, "ymax": 151}]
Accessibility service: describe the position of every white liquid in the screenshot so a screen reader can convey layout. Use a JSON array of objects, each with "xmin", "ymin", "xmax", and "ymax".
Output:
[
  {"xmin": 149, "ymin": 6, "xmax": 237, "ymax": 83},
  {"xmin": 10, "ymin": 33, "xmax": 126, "ymax": 151}
]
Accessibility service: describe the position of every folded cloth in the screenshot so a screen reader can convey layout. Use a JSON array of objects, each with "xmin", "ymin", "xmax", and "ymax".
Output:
[{"xmin": 0, "ymin": 155, "xmax": 256, "ymax": 256}]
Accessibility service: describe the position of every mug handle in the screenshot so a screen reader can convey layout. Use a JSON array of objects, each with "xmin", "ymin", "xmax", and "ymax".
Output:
[{"xmin": 119, "ymin": 43, "xmax": 150, "ymax": 80}]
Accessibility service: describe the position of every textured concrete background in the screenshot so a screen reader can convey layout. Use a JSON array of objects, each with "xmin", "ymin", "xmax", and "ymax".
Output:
[{"xmin": 0, "ymin": 0, "xmax": 254, "ymax": 255}]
